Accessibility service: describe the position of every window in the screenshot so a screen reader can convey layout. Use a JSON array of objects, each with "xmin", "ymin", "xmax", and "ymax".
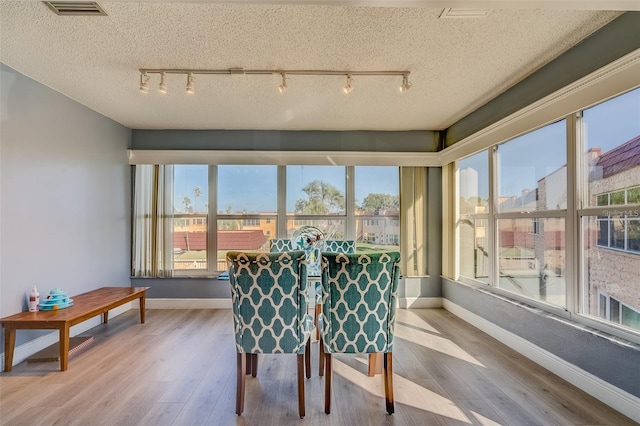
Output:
[
  {"xmin": 456, "ymin": 121, "xmax": 568, "ymax": 306},
  {"xmin": 217, "ymin": 165, "xmax": 277, "ymax": 271},
  {"xmin": 454, "ymin": 88, "xmax": 640, "ymax": 338},
  {"xmin": 581, "ymin": 88, "xmax": 640, "ymax": 332},
  {"xmin": 495, "ymin": 121, "xmax": 567, "ymax": 306},
  {"xmin": 458, "ymin": 151, "xmax": 490, "ymax": 284},
  {"xmin": 173, "ymin": 165, "xmax": 209, "ymax": 272},
  {"xmin": 594, "ymin": 186, "xmax": 640, "ymax": 254},
  {"xmin": 133, "ymin": 164, "xmax": 401, "ymax": 275},
  {"xmin": 355, "ymin": 166, "xmax": 399, "ymax": 252},
  {"xmin": 598, "ymin": 291, "xmax": 640, "ymax": 331}
]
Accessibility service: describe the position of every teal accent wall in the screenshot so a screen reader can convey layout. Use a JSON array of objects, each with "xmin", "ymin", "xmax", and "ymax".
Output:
[{"xmin": 131, "ymin": 129, "xmax": 439, "ymax": 152}]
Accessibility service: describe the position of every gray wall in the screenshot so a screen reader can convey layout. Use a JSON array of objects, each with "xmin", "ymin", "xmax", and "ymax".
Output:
[
  {"xmin": 0, "ymin": 64, "xmax": 131, "ymax": 347},
  {"xmin": 131, "ymin": 129, "xmax": 439, "ymax": 152},
  {"xmin": 442, "ymin": 279, "xmax": 640, "ymax": 398}
]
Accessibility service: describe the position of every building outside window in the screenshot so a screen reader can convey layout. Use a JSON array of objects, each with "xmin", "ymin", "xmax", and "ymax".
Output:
[
  {"xmin": 135, "ymin": 164, "xmax": 400, "ymax": 275},
  {"xmin": 456, "ymin": 87, "xmax": 640, "ymax": 335},
  {"xmin": 581, "ymin": 88, "xmax": 640, "ymax": 332}
]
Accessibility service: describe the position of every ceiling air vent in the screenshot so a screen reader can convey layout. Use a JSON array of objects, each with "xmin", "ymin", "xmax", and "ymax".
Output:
[
  {"xmin": 43, "ymin": 2, "xmax": 107, "ymax": 16},
  {"xmin": 439, "ymin": 8, "xmax": 492, "ymax": 19}
]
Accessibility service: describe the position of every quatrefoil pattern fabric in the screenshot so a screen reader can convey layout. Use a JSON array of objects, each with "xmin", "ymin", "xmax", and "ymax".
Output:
[
  {"xmin": 269, "ymin": 239, "xmax": 295, "ymax": 252},
  {"xmin": 315, "ymin": 240, "xmax": 356, "ymax": 304},
  {"xmin": 227, "ymin": 251, "xmax": 312, "ymax": 355},
  {"xmin": 321, "ymin": 252, "xmax": 401, "ymax": 354},
  {"xmin": 323, "ymin": 240, "xmax": 356, "ymax": 254}
]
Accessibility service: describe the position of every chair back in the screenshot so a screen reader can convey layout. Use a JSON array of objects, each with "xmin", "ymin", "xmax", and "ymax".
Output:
[
  {"xmin": 227, "ymin": 251, "xmax": 311, "ymax": 354},
  {"xmin": 320, "ymin": 251, "xmax": 401, "ymax": 354},
  {"xmin": 269, "ymin": 239, "xmax": 294, "ymax": 252},
  {"xmin": 323, "ymin": 240, "xmax": 356, "ymax": 254}
]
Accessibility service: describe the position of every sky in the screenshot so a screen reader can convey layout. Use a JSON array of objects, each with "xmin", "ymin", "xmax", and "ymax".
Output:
[
  {"xmin": 173, "ymin": 165, "xmax": 399, "ymax": 213},
  {"xmin": 460, "ymin": 87, "xmax": 640, "ymax": 199}
]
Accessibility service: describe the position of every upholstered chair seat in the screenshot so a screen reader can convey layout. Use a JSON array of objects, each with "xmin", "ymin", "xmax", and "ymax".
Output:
[
  {"xmin": 227, "ymin": 250, "xmax": 313, "ymax": 418},
  {"xmin": 318, "ymin": 251, "xmax": 401, "ymax": 415}
]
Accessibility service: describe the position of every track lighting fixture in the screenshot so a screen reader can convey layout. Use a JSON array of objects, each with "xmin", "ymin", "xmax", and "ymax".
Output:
[
  {"xmin": 139, "ymin": 72, "xmax": 150, "ymax": 93},
  {"xmin": 186, "ymin": 72, "xmax": 195, "ymax": 94},
  {"xmin": 399, "ymin": 73, "xmax": 412, "ymax": 93},
  {"xmin": 278, "ymin": 73, "xmax": 288, "ymax": 93},
  {"xmin": 159, "ymin": 72, "xmax": 167, "ymax": 94},
  {"xmin": 343, "ymin": 74, "xmax": 354, "ymax": 94},
  {"xmin": 138, "ymin": 68, "xmax": 411, "ymax": 95}
]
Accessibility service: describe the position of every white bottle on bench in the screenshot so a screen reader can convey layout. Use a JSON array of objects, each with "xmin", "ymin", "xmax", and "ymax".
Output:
[{"xmin": 29, "ymin": 286, "xmax": 39, "ymax": 312}]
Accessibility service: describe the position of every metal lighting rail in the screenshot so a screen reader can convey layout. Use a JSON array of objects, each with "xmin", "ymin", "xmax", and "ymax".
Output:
[{"xmin": 138, "ymin": 67, "xmax": 410, "ymax": 77}]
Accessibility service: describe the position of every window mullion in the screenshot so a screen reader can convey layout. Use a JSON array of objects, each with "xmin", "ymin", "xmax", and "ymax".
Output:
[
  {"xmin": 346, "ymin": 166, "xmax": 355, "ymax": 240},
  {"xmin": 488, "ymin": 145, "xmax": 497, "ymax": 287},
  {"xmin": 277, "ymin": 165, "xmax": 287, "ymax": 238},
  {"xmin": 566, "ymin": 112, "xmax": 579, "ymax": 314},
  {"xmin": 208, "ymin": 165, "xmax": 217, "ymax": 274}
]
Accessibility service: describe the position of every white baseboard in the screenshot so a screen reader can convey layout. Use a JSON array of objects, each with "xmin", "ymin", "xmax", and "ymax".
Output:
[
  {"xmin": 443, "ymin": 299, "xmax": 640, "ymax": 424},
  {"xmin": 1, "ymin": 303, "xmax": 131, "ymax": 370},
  {"xmin": 145, "ymin": 298, "xmax": 231, "ymax": 309},
  {"xmin": 399, "ymin": 297, "xmax": 442, "ymax": 308}
]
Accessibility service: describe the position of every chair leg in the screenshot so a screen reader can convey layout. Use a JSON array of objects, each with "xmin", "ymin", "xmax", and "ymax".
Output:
[
  {"xmin": 383, "ymin": 352, "xmax": 394, "ymax": 415},
  {"xmin": 318, "ymin": 336, "xmax": 324, "ymax": 377},
  {"xmin": 236, "ymin": 353, "xmax": 246, "ymax": 416},
  {"xmin": 315, "ymin": 303, "xmax": 321, "ymax": 340},
  {"xmin": 297, "ymin": 353, "xmax": 306, "ymax": 418},
  {"xmin": 245, "ymin": 353, "xmax": 252, "ymax": 376},
  {"xmin": 324, "ymin": 353, "xmax": 332, "ymax": 414},
  {"xmin": 251, "ymin": 354, "xmax": 258, "ymax": 377},
  {"xmin": 305, "ymin": 339, "xmax": 311, "ymax": 379},
  {"xmin": 368, "ymin": 353, "xmax": 382, "ymax": 376}
]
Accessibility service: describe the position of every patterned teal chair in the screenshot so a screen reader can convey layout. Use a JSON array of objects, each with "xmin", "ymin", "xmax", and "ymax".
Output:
[
  {"xmin": 269, "ymin": 238, "xmax": 294, "ymax": 253},
  {"xmin": 324, "ymin": 240, "xmax": 356, "ymax": 254},
  {"xmin": 318, "ymin": 251, "xmax": 401, "ymax": 414},
  {"xmin": 314, "ymin": 240, "xmax": 356, "ymax": 338},
  {"xmin": 227, "ymin": 251, "xmax": 314, "ymax": 418}
]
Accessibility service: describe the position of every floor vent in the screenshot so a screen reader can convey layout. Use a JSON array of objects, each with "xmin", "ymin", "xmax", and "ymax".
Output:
[{"xmin": 43, "ymin": 2, "xmax": 107, "ymax": 16}]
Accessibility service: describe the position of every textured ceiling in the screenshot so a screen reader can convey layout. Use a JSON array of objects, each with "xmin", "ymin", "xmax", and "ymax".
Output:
[{"xmin": 0, "ymin": 1, "xmax": 626, "ymax": 131}]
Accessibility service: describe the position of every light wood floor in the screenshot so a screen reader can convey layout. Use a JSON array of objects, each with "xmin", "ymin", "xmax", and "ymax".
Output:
[{"xmin": 1, "ymin": 308, "xmax": 636, "ymax": 426}]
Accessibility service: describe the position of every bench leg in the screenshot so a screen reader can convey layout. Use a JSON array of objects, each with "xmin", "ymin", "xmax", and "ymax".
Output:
[
  {"xmin": 4, "ymin": 326, "xmax": 16, "ymax": 372},
  {"xmin": 59, "ymin": 325, "xmax": 70, "ymax": 371},
  {"xmin": 139, "ymin": 294, "xmax": 146, "ymax": 324}
]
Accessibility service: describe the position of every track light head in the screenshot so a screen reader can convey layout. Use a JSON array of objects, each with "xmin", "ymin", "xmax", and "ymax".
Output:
[
  {"xmin": 399, "ymin": 74, "xmax": 412, "ymax": 93},
  {"xmin": 139, "ymin": 72, "xmax": 150, "ymax": 94},
  {"xmin": 159, "ymin": 72, "xmax": 167, "ymax": 94},
  {"xmin": 186, "ymin": 73, "xmax": 195, "ymax": 95},
  {"xmin": 278, "ymin": 73, "xmax": 288, "ymax": 93},
  {"xmin": 343, "ymin": 74, "xmax": 354, "ymax": 94}
]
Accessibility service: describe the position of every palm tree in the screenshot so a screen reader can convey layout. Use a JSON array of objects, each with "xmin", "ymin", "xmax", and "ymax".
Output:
[
  {"xmin": 193, "ymin": 187, "xmax": 202, "ymax": 213},
  {"xmin": 182, "ymin": 196, "xmax": 193, "ymax": 213}
]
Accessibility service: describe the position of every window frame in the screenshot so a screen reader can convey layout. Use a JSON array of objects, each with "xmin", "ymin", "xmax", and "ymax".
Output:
[
  {"xmin": 170, "ymin": 164, "xmax": 400, "ymax": 276},
  {"xmin": 454, "ymin": 88, "xmax": 640, "ymax": 344}
]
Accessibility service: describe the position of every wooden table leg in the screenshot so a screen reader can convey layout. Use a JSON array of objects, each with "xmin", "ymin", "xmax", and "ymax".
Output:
[
  {"xmin": 4, "ymin": 326, "xmax": 16, "ymax": 372},
  {"xmin": 102, "ymin": 312, "xmax": 109, "ymax": 324},
  {"xmin": 139, "ymin": 294, "xmax": 146, "ymax": 324},
  {"xmin": 59, "ymin": 325, "xmax": 70, "ymax": 371}
]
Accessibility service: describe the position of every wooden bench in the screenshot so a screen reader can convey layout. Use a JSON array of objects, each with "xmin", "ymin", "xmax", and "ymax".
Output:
[{"xmin": 1, "ymin": 286, "xmax": 149, "ymax": 372}]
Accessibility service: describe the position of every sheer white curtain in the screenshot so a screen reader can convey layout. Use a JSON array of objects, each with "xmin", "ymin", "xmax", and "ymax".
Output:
[{"xmin": 131, "ymin": 165, "xmax": 174, "ymax": 277}]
